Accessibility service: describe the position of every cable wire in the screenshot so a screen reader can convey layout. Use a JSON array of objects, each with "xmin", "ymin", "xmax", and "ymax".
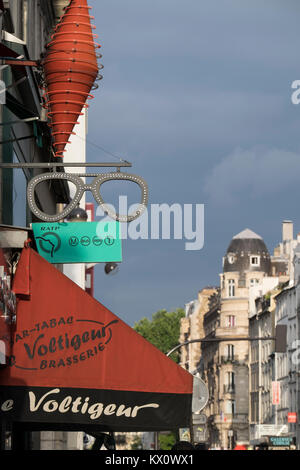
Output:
[
  {"xmin": 73, "ymin": 131, "xmax": 130, "ymax": 163},
  {"xmin": 4, "ymin": 97, "xmax": 131, "ymax": 164}
]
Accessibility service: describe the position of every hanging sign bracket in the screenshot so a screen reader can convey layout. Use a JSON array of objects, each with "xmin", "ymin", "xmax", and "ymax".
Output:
[{"xmin": 0, "ymin": 162, "xmax": 149, "ymax": 223}]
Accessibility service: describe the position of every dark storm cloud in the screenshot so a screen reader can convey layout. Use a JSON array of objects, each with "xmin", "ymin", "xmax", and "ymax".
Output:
[{"xmin": 85, "ymin": 0, "xmax": 300, "ymax": 325}]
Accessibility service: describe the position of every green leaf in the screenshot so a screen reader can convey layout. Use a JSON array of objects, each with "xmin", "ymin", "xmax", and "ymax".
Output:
[{"xmin": 133, "ymin": 308, "xmax": 185, "ymax": 363}]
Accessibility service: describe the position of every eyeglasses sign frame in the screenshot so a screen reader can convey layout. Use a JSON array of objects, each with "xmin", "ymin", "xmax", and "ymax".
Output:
[{"xmin": 0, "ymin": 162, "xmax": 148, "ymax": 224}]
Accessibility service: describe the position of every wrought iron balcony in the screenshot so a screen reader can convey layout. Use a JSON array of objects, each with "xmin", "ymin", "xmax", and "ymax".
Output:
[
  {"xmin": 220, "ymin": 355, "xmax": 237, "ymax": 364},
  {"xmin": 223, "ymin": 384, "xmax": 235, "ymax": 394}
]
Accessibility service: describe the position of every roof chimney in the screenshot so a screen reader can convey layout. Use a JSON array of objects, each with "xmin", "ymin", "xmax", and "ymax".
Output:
[{"xmin": 282, "ymin": 220, "xmax": 293, "ymax": 242}]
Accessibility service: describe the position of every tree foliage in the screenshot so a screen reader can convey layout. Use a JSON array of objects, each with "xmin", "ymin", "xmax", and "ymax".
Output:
[
  {"xmin": 133, "ymin": 308, "xmax": 185, "ymax": 363},
  {"xmin": 158, "ymin": 432, "xmax": 176, "ymax": 450},
  {"xmin": 130, "ymin": 436, "xmax": 142, "ymax": 450}
]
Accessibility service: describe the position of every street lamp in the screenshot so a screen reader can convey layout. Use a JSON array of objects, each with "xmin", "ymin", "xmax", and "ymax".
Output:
[
  {"xmin": 104, "ymin": 262, "xmax": 119, "ymax": 275},
  {"xmin": 66, "ymin": 205, "xmax": 88, "ymax": 222}
]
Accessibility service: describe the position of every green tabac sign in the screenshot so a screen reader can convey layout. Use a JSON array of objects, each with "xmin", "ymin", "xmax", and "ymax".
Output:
[{"xmin": 32, "ymin": 222, "xmax": 122, "ymax": 264}]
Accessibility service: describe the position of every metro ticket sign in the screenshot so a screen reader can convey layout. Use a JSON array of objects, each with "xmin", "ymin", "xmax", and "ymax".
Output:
[{"xmin": 32, "ymin": 221, "xmax": 122, "ymax": 264}]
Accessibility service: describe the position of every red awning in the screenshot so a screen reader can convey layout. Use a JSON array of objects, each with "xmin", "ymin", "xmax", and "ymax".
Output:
[{"xmin": 0, "ymin": 247, "xmax": 193, "ymax": 432}]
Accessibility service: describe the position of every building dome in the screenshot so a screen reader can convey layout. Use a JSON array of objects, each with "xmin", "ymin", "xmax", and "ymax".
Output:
[{"xmin": 224, "ymin": 228, "xmax": 271, "ymax": 274}]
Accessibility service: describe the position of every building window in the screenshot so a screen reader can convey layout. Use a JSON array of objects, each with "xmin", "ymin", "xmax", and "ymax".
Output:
[
  {"xmin": 227, "ymin": 254, "xmax": 235, "ymax": 264},
  {"xmin": 250, "ymin": 256, "xmax": 260, "ymax": 267},
  {"xmin": 250, "ymin": 278, "xmax": 259, "ymax": 287},
  {"xmin": 226, "ymin": 344, "xmax": 235, "ymax": 360},
  {"xmin": 225, "ymin": 372, "xmax": 235, "ymax": 393},
  {"xmin": 228, "ymin": 279, "xmax": 235, "ymax": 297},
  {"xmin": 226, "ymin": 315, "xmax": 235, "ymax": 328},
  {"xmin": 225, "ymin": 399, "xmax": 236, "ymax": 415}
]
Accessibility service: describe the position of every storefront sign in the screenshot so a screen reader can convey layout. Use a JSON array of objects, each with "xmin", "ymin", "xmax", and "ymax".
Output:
[
  {"xmin": 32, "ymin": 221, "xmax": 122, "ymax": 264},
  {"xmin": 192, "ymin": 413, "xmax": 207, "ymax": 425},
  {"xmin": 193, "ymin": 424, "xmax": 207, "ymax": 443},
  {"xmin": 10, "ymin": 315, "xmax": 118, "ymax": 371},
  {"xmin": 268, "ymin": 436, "xmax": 294, "ymax": 447},
  {"xmin": 288, "ymin": 412, "xmax": 297, "ymax": 423},
  {"xmin": 179, "ymin": 428, "xmax": 191, "ymax": 442},
  {"xmin": 0, "ymin": 248, "xmax": 193, "ymax": 431},
  {"xmin": 272, "ymin": 381, "xmax": 280, "ymax": 405}
]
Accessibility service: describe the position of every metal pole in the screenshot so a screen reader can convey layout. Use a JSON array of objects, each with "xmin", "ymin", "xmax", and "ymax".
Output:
[
  {"xmin": 166, "ymin": 336, "xmax": 277, "ymax": 357},
  {"xmin": 154, "ymin": 431, "xmax": 159, "ymax": 450},
  {"xmin": 189, "ymin": 413, "xmax": 194, "ymax": 446},
  {"xmin": 0, "ymin": 162, "xmax": 132, "ymax": 168},
  {"xmin": 0, "ymin": 117, "xmax": 39, "ymax": 126}
]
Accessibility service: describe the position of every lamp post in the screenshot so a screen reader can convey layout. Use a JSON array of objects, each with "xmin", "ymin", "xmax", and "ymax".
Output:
[{"xmin": 66, "ymin": 206, "xmax": 88, "ymax": 223}]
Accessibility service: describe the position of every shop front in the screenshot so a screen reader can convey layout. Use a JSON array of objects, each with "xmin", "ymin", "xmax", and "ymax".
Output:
[{"xmin": 0, "ymin": 247, "xmax": 193, "ymax": 448}]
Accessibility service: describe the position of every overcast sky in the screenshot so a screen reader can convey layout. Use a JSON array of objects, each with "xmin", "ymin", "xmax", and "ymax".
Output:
[{"xmin": 77, "ymin": 0, "xmax": 300, "ymax": 326}]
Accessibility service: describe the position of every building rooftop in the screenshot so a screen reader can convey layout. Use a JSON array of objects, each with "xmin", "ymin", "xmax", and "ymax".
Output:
[
  {"xmin": 233, "ymin": 228, "xmax": 263, "ymax": 240},
  {"xmin": 224, "ymin": 228, "xmax": 271, "ymax": 274}
]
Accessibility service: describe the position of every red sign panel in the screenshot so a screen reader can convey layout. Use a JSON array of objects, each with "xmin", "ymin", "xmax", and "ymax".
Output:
[
  {"xmin": 272, "ymin": 381, "xmax": 280, "ymax": 405},
  {"xmin": 0, "ymin": 248, "xmax": 193, "ymax": 431},
  {"xmin": 288, "ymin": 412, "xmax": 297, "ymax": 423}
]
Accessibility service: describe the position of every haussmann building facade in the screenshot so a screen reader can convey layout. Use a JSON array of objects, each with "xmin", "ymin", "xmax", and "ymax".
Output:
[{"xmin": 182, "ymin": 228, "xmax": 275, "ymax": 448}]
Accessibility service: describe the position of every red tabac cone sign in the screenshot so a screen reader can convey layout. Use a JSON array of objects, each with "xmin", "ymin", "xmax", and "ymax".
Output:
[
  {"xmin": 44, "ymin": 0, "xmax": 99, "ymax": 157},
  {"xmin": 0, "ymin": 248, "xmax": 193, "ymax": 432}
]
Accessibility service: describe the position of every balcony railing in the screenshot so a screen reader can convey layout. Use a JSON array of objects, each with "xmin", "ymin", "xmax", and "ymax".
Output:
[
  {"xmin": 220, "ymin": 356, "xmax": 248, "ymax": 365},
  {"xmin": 223, "ymin": 384, "xmax": 235, "ymax": 394},
  {"xmin": 212, "ymin": 413, "xmax": 248, "ymax": 425},
  {"xmin": 220, "ymin": 355, "xmax": 237, "ymax": 364}
]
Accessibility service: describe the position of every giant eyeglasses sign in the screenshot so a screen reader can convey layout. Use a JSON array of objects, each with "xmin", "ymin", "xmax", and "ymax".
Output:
[
  {"xmin": 32, "ymin": 221, "xmax": 122, "ymax": 264},
  {"xmin": 27, "ymin": 171, "xmax": 148, "ymax": 223},
  {"xmin": 0, "ymin": 162, "xmax": 149, "ymax": 224}
]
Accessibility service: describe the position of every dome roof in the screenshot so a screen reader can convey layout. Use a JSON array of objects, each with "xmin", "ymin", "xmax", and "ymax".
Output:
[{"xmin": 224, "ymin": 228, "xmax": 271, "ymax": 274}]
